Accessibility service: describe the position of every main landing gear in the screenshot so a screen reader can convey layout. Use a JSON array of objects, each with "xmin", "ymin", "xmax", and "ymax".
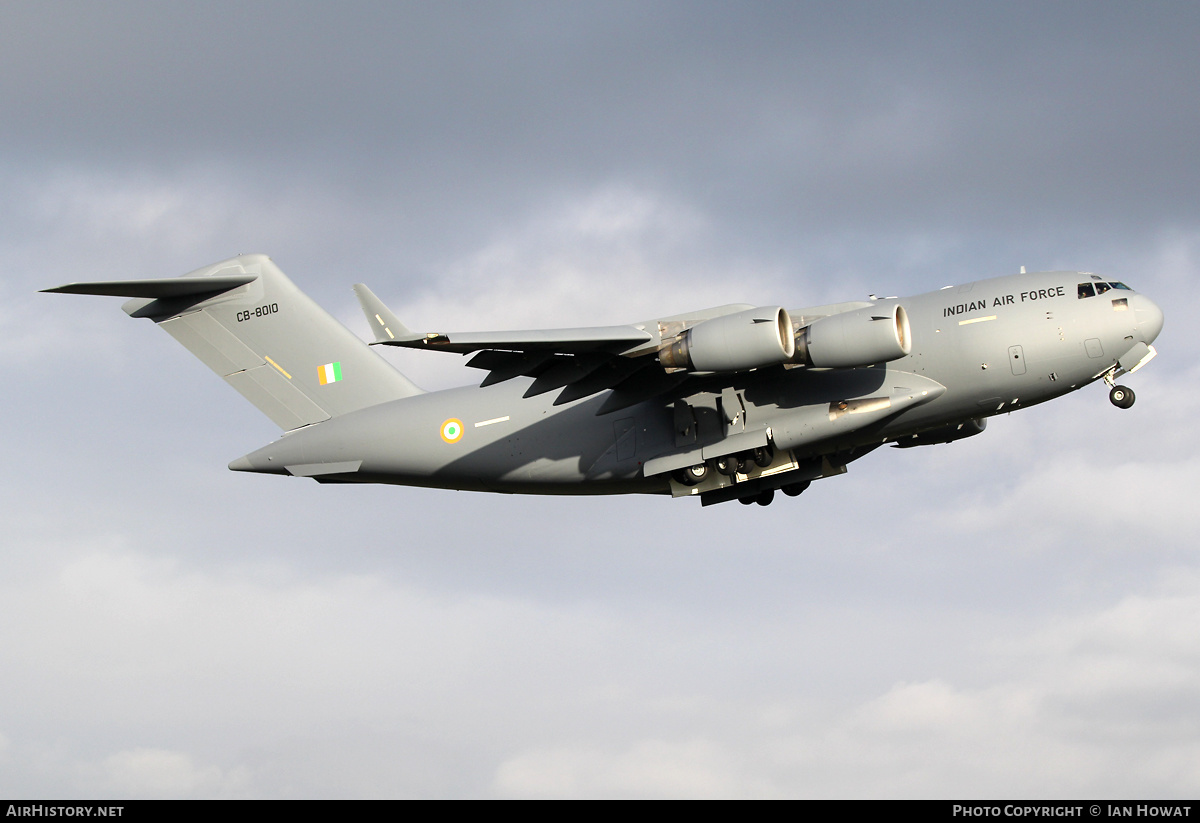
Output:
[
  {"xmin": 675, "ymin": 447, "xmax": 811, "ymax": 506},
  {"xmin": 714, "ymin": 454, "xmax": 740, "ymax": 476},
  {"xmin": 679, "ymin": 446, "xmax": 777, "ymax": 485},
  {"xmin": 737, "ymin": 480, "xmax": 810, "ymax": 506},
  {"xmin": 782, "ymin": 480, "xmax": 810, "ymax": 497},
  {"xmin": 673, "ymin": 462, "xmax": 710, "ymax": 486}
]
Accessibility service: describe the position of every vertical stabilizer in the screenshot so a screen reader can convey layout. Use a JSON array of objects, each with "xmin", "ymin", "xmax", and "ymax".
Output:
[{"xmin": 46, "ymin": 254, "xmax": 423, "ymax": 430}]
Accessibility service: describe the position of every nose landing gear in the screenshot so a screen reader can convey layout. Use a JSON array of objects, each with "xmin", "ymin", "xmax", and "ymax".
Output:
[
  {"xmin": 1101, "ymin": 362, "xmax": 1137, "ymax": 409},
  {"xmin": 1109, "ymin": 385, "xmax": 1135, "ymax": 409}
]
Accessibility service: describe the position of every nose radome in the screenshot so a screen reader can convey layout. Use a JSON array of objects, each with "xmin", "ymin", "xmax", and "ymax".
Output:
[{"xmin": 1133, "ymin": 294, "xmax": 1164, "ymax": 344}]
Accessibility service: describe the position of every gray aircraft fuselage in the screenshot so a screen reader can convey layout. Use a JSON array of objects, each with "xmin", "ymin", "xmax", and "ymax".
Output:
[{"xmin": 222, "ymin": 269, "xmax": 1163, "ymax": 504}]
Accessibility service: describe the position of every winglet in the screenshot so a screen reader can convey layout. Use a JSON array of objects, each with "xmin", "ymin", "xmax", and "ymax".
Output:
[{"xmin": 353, "ymin": 284, "xmax": 422, "ymax": 344}]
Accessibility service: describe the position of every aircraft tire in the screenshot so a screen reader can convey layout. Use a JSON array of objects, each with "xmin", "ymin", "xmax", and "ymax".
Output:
[
  {"xmin": 752, "ymin": 446, "xmax": 773, "ymax": 468},
  {"xmin": 782, "ymin": 481, "xmax": 810, "ymax": 497},
  {"xmin": 1109, "ymin": 385, "xmax": 1136, "ymax": 409},
  {"xmin": 674, "ymin": 463, "xmax": 709, "ymax": 486},
  {"xmin": 714, "ymin": 455, "xmax": 739, "ymax": 476},
  {"xmin": 756, "ymin": 490, "xmax": 775, "ymax": 506},
  {"xmin": 738, "ymin": 495, "xmax": 755, "ymax": 505}
]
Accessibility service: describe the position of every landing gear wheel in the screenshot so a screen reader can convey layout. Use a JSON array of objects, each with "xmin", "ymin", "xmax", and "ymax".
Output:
[
  {"xmin": 714, "ymin": 455, "xmax": 739, "ymax": 476},
  {"xmin": 752, "ymin": 446, "xmax": 774, "ymax": 468},
  {"xmin": 782, "ymin": 480, "xmax": 810, "ymax": 497},
  {"xmin": 738, "ymin": 495, "xmax": 755, "ymax": 505},
  {"xmin": 674, "ymin": 463, "xmax": 709, "ymax": 486},
  {"xmin": 1109, "ymin": 385, "xmax": 1136, "ymax": 409},
  {"xmin": 756, "ymin": 489, "xmax": 775, "ymax": 506}
]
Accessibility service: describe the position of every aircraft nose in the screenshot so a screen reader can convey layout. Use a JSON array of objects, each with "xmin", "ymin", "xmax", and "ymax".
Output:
[{"xmin": 1132, "ymin": 293, "xmax": 1164, "ymax": 344}]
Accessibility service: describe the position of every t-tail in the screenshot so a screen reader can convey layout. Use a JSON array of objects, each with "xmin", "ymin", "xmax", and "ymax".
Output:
[{"xmin": 43, "ymin": 254, "xmax": 424, "ymax": 430}]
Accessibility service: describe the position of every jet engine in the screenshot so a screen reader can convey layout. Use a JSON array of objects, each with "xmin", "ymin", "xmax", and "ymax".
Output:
[
  {"xmin": 658, "ymin": 306, "xmax": 795, "ymax": 372},
  {"xmin": 794, "ymin": 303, "xmax": 911, "ymax": 368}
]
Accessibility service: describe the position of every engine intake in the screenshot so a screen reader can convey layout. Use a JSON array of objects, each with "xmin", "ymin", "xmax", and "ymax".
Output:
[
  {"xmin": 794, "ymin": 303, "xmax": 911, "ymax": 368},
  {"xmin": 659, "ymin": 306, "xmax": 795, "ymax": 373}
]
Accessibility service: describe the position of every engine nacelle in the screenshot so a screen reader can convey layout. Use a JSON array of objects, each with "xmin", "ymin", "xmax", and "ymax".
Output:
[
  {"xmin": 659, "ymin": 306, "xmax": 795, "ymax": 372},
  {"xmin": 795, "ymin": 303, "xmax": 911, "ymax": 368}
]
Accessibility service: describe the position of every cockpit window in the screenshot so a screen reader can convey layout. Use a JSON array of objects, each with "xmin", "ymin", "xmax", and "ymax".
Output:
[{"xmin": 1079, "ymin": 280, "xmax": 1134, "ymax": 299}]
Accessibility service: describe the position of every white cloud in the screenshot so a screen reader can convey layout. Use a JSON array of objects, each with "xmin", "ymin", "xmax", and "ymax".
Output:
[
  {"xmin": 31, "ymin": 173, "xmax": 214, "ymax": 248},
  {"xmin": 494, "ymin": 738, "xmax": 772, "ymax": 799},
  {"xmin": 93, "ymin": 748, "xmax": 247, "ymax": 799},
  {"xmin": 401, "ymin": 184, "xmax": 755, "ymax": 326},
  {"xmin": 358, "ymin": 184, "xmax": 786, "ymax": 390},
  {"xmin": 485, "ymin": 567, "xmax": 1200, "ymax": 798}
]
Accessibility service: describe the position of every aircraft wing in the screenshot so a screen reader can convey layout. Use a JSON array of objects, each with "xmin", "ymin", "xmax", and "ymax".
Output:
[
  {"xmin": 374, "ymin": 324, "xmax": 654, "ymax": 354},
  {"xmin": 355, "ymin": 283, "xmax": 682, "ymax": 412},
  {"xmin": 354, "ymin": 284, "xmax": 652, "ymax": 353},
  {"xmin": 353, "ymin": 285, "xmax": 883, "ymax": 414}
]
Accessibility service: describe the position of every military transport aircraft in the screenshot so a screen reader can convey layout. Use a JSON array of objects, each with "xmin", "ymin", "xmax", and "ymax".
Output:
[{"xmin": 44, "ymin": 255, "xmax": 1164, "ymax": 506}]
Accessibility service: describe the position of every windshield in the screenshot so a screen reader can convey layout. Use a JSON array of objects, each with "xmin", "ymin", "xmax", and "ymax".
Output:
[{"xmin": 1078, "ymin": 281, "xmax": 1132, "ymax": 298}]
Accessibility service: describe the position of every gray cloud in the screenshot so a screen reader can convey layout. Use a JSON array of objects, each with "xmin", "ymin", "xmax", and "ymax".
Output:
[
  {"xmin": 3, "ymin": 1, "xmax": 1198, "ymax": 798},
  {"xmin": 6, "ymin": 2, "xmax": 1200, "ymax": 246}
]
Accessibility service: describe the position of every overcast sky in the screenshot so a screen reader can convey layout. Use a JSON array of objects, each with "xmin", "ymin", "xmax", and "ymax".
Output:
[{"xmin": 2, "ymin": 1, "xmax": 1198, "ymax": 798}]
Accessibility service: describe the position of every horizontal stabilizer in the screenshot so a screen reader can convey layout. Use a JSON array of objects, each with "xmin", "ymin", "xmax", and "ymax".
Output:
[{"xmin": 41, "ymin": 275, "xmax": 257, "ymax": 299}]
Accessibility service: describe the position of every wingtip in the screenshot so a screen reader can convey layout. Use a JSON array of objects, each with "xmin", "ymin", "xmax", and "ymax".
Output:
[{"xmin": 353, "ymin": 283, "xmax": 420, "ymax": 343}]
